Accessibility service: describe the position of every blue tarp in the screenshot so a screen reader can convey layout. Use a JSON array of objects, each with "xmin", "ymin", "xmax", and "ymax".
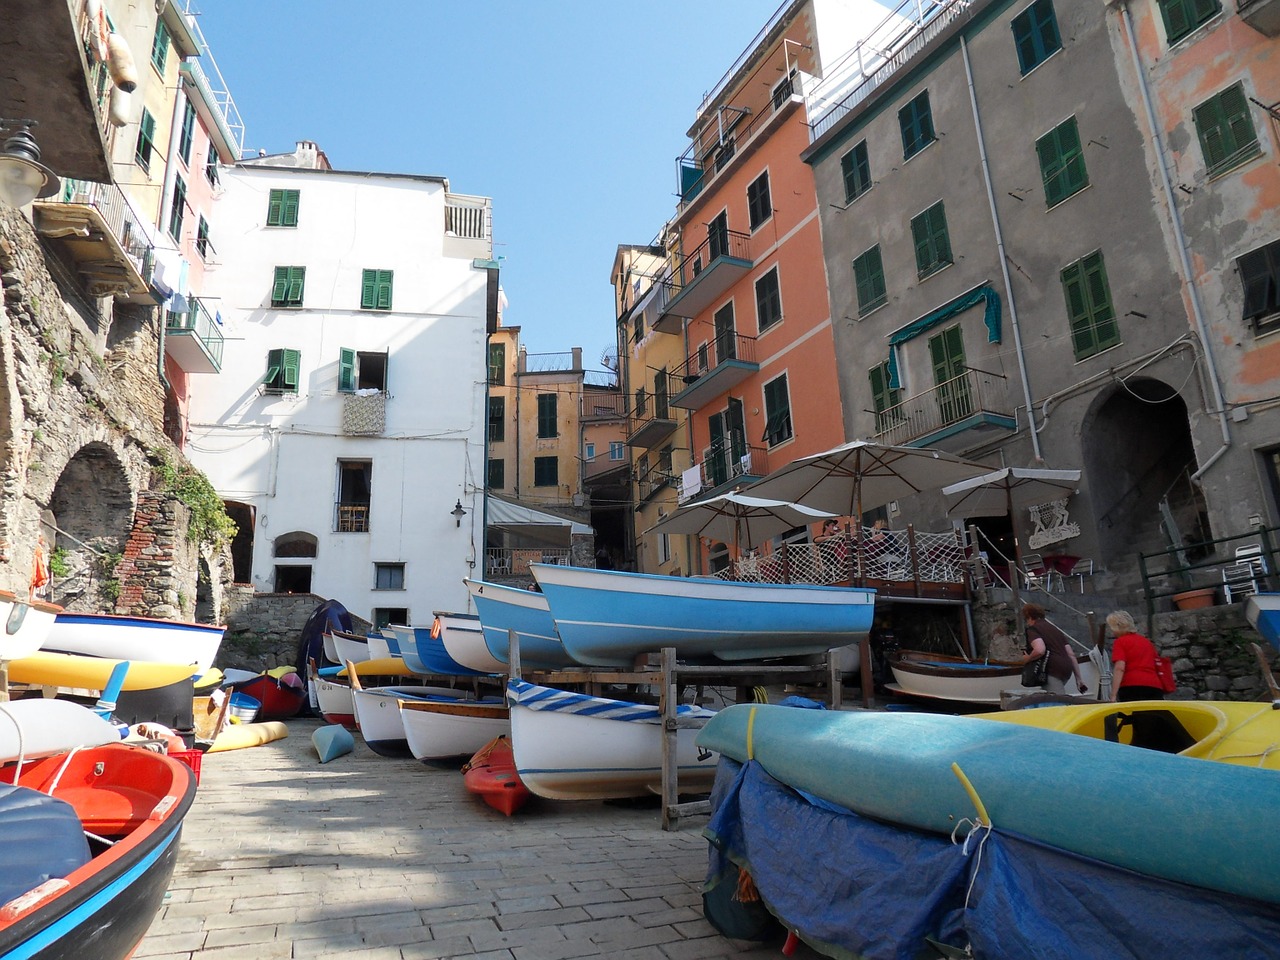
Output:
[{"xmin": 703, "ymin": 757, "xmax": 1280, "ymax": 959}]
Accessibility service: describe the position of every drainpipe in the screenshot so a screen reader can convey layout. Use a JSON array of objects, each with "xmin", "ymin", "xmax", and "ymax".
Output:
[
  {"xmin": 961, "ymin": 37, "xmax": 1042, "ymax": 462},
  {"xmin": 1114, "ymin": 1, "xmax": 1232, "ymax": 481},
  {"xmin": 158, "ymin": 86, "xmax": 187, "ymax": 236}
]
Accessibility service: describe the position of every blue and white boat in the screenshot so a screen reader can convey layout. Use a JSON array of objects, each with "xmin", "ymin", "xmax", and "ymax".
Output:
[
  {"xmin": 464, "ymin": 579, "xmax": 577, "ymax": 670},
  {"xmin": 529, "ymin": 563, "xmax": 875, "ymax": 668},
  {"xmin": 507, "ymin": 679, "xmax": 718, "ymax": 800},
  {"xmin": 385, "ymin": 623, "xmax": 488, "ymax": 677},
  {"xmin": 1246, "ymin": 593, "xmax": 1280, "ymax": 652},
  {"xmin": 431, "ymin": 610, "xmax": 505, "ymax": 674},
  {"xmin": 44, "ymin": 611, "xmax": 225, "ymax": 675}
]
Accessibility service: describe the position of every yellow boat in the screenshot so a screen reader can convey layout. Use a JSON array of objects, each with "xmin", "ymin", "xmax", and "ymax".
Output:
[
  {"xmin": 977, "ymin": 699, "xmax": 1280, "ymax": 769},
  {"xmin": 8, "ymin": 650, "xmax": 200, "ymax": 691},
  {"xmin": 336, "ymin": 656, "xmax": 418, "ymax": 678}
]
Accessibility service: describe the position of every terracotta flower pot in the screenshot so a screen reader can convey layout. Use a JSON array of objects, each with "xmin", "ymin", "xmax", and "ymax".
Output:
[{"xmin": 1172, "ymin": 587, "xmax": 1216, "ymax": 610}]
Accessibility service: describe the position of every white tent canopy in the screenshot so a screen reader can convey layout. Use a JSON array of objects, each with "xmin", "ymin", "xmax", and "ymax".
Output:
[{"xmin": 486, "ymin": 495, "xmax": 592, "ymax": 545}]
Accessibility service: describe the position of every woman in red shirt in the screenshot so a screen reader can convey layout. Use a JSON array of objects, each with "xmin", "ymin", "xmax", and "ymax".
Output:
[{"xmin": 1106, "ymin": 610, "xmax": 1163, "ymax": 701}]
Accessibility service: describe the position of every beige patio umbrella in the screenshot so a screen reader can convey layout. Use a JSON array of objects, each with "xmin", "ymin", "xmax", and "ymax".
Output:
[{"xmin": 643, "ymin": 491, "xmax": 834, "ymax": 555}]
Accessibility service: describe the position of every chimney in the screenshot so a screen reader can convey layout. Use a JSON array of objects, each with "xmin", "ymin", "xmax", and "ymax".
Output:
[{"xmin": 572, "ymin": 347, "xmax": 583, "ymax": 371}]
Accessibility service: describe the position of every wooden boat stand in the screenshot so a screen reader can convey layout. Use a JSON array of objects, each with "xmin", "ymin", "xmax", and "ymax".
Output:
[{"xmin": 504, "ymin": 630, "xmax": 843, "ymax": 831}]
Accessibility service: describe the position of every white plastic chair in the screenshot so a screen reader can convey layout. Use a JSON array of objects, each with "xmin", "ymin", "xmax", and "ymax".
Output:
[
  {"xmin": 1021, "ymin": 553, "xmax": 1048, "ymax": 591},
  {"xmin": 1222, "ymin": 562, "xmax": 1260, "ymax": 603},
  {"xmin": 1070, "ymin": 558, "xmax": 1094, "ymax": 593}
]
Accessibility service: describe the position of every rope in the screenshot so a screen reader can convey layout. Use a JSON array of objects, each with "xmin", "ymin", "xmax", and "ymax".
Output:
[
  {"xmin": 952, "ymin": 817, "xmax": 994, "ymax": 909},
  {"xmin": 46, "ymin": 744, "xmax": 85, "ymax": 795}
]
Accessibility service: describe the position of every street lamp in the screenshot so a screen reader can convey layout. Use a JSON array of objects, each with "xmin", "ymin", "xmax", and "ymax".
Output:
[
  {"xmin": 451, "ymin": 499, "xmax": 467, "ymax": 527},
  {"xmin": 0, "ymin": 120, "xmax": 60, "ymax": 209}
]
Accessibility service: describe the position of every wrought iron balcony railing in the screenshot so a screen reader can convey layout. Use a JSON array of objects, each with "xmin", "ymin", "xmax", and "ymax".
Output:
[{"xmin": 871, "ymin": 368, "xmax": 1014, "ymax": 447}]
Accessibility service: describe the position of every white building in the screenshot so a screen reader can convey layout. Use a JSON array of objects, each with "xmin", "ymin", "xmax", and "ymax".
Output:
[{"xmin": 187, "ymin": 141, "xmax": 497, "ymax": 627}]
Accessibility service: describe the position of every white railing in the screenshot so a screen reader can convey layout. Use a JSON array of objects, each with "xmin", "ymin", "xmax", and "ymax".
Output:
[
  {"xmin": 445, "ymin": 194, "xmax": 491, "ymax": 240},
  {"xmin": 485, "ymin": 547, "xmax": 570, "ymax": 578}
]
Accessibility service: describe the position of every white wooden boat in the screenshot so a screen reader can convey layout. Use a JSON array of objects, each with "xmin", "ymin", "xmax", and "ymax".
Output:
[
  {"xmin": 432, "ymin": 610, "xmax": 505, "ymax": 674},
  {"xmin": 0, "ymin": 591, "xmax": 60, "ymax": 662},
  {"xmin": 530, "ymin": 563, "xmax": 875, "ymax": 668},
  {"xmin": 330, "ymin": 630, "xmax": 371, "ymax": 666},
  {"xmin": 507, "ymin": 679, "xmax": 719, "ymax": 800},
  {"xmin": 400, "ymin": 698, "xmax": 509, "ymax": 763},
  {"xmin": 347, "ymin": 666, "xmax": 477, "ymax": 757},
  {"xmin": 308, "ymin": 662, "xmax": 354, "ymax": 728},
  {"xmin": 44, "ymin": 612, "xmax": 224, "ymax": 674},
  {"xmin": 890, "ymin": 649, "xmax": 1096, "ymax": 704},
  {"xmin": 0, "ymin": 699, "xmax": 121, "ymax": 764}
]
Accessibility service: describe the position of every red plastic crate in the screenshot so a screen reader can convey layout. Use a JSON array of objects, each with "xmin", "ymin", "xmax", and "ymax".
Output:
[{"xmin": 170, "ymin": 749, "xmax": 203, "ymax": 785}]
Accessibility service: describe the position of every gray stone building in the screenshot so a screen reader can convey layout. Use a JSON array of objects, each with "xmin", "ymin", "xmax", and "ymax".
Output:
[{"xmin": 801, "ymin": 0, "xmax": 1280, "ymax": 593}]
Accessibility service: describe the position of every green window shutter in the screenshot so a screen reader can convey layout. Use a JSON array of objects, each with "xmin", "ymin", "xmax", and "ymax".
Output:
[
  {"xmin": 1061, "ymin": 252, "xmax": 1119, "ymax": 359},
  {"xmin": 1160, "ymin": 0, "xmax": 1219, "ymax": 42},
  {"xmin": 853, "ymin": 246, "xmax": 886, "ymax": 315},
  {"xmin": 267, "ymin": 190, "xmax": 283, "ymax": 226},
  {"xmin": 842, "ymin": 141, "xmax": 871, "ymax": 202},
  {"xmin": 1037, "ymin": 117, "xmax": 1088, "ymax": 207},
  {"xmin": 272, "ymin": 266, "xmax": 289, "ymax": 304},
  {"xmin": 1012, "ymin": 0, "xmax": 1062, "ymax": 74},
  {"xmin": 361, "ymin": 269, "xmax": 376, "ymax": 309},
  {"xmin": 376, "ymin": 270, "xmax": 393, "ymax": 310},
  {"xmin": 929, "ymin": 203, "xmax": 951, "ymax": 266},
  {"xmin": 912, "ymin": 203, "xmax": 950, "ymax": 277},
  {"xmin": 264, "ymin": 348, "xmax": 282, "ymax": 386},
  {"xmin": 338, "ymin": 348, "xmax": 356, "ymax": 393},
  {"xmin": 538, "ymin": 394, "xmax": 557, "ymax": 437},
  {"xmin": 912, "ymin": 214, "xmax": 932, "ymax": 273},
  {"xmin": 282, "ymin": 190, "xmax": 299, "ymax": 227},
  {"xmin": 1082, "ymin": 252, "xmax": 1118, "ymax": 348},
  {"xmin": 1195, "ymin": 83, "xmax": 1259, "ymax": 175},
  {"xmin": 281, "ymin": 349, "xmax": 300, "ymax": 392},
  {"xmin": 287, "ymin": 267, "xmax": 305, "ymax": 304},
  {"xmin": 762, "ymin": 376, "xmax": 791, "ymax": 445}
]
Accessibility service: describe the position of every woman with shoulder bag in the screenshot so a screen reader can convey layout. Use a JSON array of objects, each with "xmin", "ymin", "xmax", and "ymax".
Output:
[
  {"xmin": 1106, "ymin": 610, "xmax": 1164, "ymax": 701},
  {"xmin": 1022, "ymin": 603, "xmax": 1087, "ymax": 694}
]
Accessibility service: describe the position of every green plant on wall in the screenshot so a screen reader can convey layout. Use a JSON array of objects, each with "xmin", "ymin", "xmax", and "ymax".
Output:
[
  {"xmin": 96, "ymin": 551, "xmax": 122, "ymax": 606},
  {"xmin": 48, "ymin": 547, "xmax": 69, "ymax": 578},
  {"xmin": 153, "ymin": 453, "xmax": 237, "ymax": 547}
]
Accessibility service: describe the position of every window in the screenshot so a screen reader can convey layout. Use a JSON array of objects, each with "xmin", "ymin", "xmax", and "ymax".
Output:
[
  {"xmin": 910, "ymin": 202, "xmax": 952, "ymax": 279},
  {"xmin": 150, "ymin": 18, "xmax": 170, "ymax": 73},
  {"xmin": 263, "ymin": 348, "xmax": 300, "ymax": 394},
  {"xmin": 584, "ymin": 441, "xmax": 596, "ymax": 461},
  {"xmin": 899, "ymin": 91, "xmax": 936, "ymax": 160},
  {"xmin": 177, "ymin": 100, "xmax": 196, "ymax": 165},
  {"xmin": 274, "ymin": 532, "xmax": 317, "ymax": 558},
  {"xmin": 196, "ymin": 216, "xmax": 210, "ymax": 259},
  {"xmin": 167, "ymin": 175, "xmax": 186, "ymax": 241},
  {"xmin": 747, "ymin": 172, "xmax": 772, "ymax": 230},
  {"xmin": 372, "ymin": 608, "xmax": 408, "ymax": 630},
  {"xmin": 755, "ymin": 267, "xmax": 782, "ymax": 332},
  {"xmin": 1011, "ymin": 0, "xmax": 1062, "ymax": 75},
  {"xmin": 537, "ymin": 393, "xmax": 557, "ymax": 438},
  {"xmin": 762, "ymin": 374, "xmax": 793, "ymax": 447},
  {"xmin": 714, "ymin": 302, "xmax": 737, "ymax": 363},
  {"xmin": 274, "ymin": 566, "xmax": 311, "ymax": 594},
  {"xmin": 1193, "ymin": 83, "xmax": 1260, "ymax": 178},
  {"xmin": 336, "ymin": 460, "xmax": 373, "ymax": 532},
  {"xmin": 488, "ymin": 396, "xmax": 505, "ymax": 442},
  {"xmin": 772, "ymin": 68, "xmax": 797, "ymax": 109},
  {"xmin": 928, "ymin": 325, "xmax": 973, "ymax": 424},
  {"xmin": 868, "ymin": 362, "xmax": 902, "ymax": 433},
  {"xmin": 634, "ymin": 386, "xmax": 648, "ymax": 417},
  {"xmin": 632, "ymin": 308, "xmax": 644, "ymax": 343},
  {"xmin": 1157, "ymin": 0, "xmax": 1220, "ymax": 44},
  {"xmin": 853, "ymin": 245, "xmax": 887, "ymax": 316},
  {"xmin": 1037, "ymin": 116, "xmax": 1089, "ymax": 207},
  {"xmin": 205, "ymin": 152, "xmax": 219, "ymax": 187},
  {"xmin": 337, "ymin": 349, "xmax": 387, "ymax": 392},
  {"xmin": 658, "ymin": 531, "xmax": 671, "ymax": 565},
  {"xmin": 1061, "ymin": 251, "xmax": 1121, "ymax": 359},
  {"xmin": 534, "ymin": 456, "xmax": 558, "ymax": 487},
  {"xmin": 135, "ymin": 109, "xmax": 156, "ymax": 172},
  {"xmin": 488, "ymin": 458, "xmax": 505, "ymax": 489},
  {"xmin": 271, "ymin": 266, "xmax": 305, "ymax": 307},
  {"xmin": 1238, "ymin": 239, "xmax": 1280, "ymax": 332},
  {"xmin": 841, "ymin": 141, "xmax": 872, "ymax": 203},
  {"xmin": 609, "ymin": 441, "xmax": 624, "ymax": 460},
  {"xmin": 488, "ymin": 343, "xmax": 506, "ymax": 384},
  {"xmin": 266, "ymin": 188, "xmax": 300, "ymax": 227},
  {"xmin": 375, "ymin": 563, "xmax": 405, "ymax": 590},
  {"xmin": 361, "ymin": 269, "xmax": 393, "ymax": 310},
  {"xmin": 708, "ymin": 211, "xmax": 729, "ymax": 261}
]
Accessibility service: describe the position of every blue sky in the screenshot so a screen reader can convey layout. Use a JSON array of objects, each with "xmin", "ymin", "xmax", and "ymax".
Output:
[{"xmin": 195, "ymin": 1, "xmax": 785, "ymax": 371}]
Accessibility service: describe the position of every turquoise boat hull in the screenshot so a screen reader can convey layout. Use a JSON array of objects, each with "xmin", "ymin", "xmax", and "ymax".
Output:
[
  {"xmin": 696, "ymin": 703, "xmax": 1280, "ymax": 903},
  {"xmin": 464, "ymin": 579, "xmax": 577, "ymax": 669},
  {"xmin": 1246, "ymin": 593, "xmax": 1280, "ymax": 652},
  {"xmin": 531, "ymin": 563, "xmax": 875, "ymax": 668}
]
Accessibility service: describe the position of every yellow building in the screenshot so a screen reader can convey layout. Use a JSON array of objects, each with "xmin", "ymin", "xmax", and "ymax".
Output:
[{"xmin": 612, "ymin": 243, "xmax": 694, "ymax": 576}]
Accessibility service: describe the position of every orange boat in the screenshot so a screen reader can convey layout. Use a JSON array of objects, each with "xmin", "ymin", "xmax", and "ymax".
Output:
[{"xmin": 462, "ymin": 735, "xmax": 529, "ymax": 817}]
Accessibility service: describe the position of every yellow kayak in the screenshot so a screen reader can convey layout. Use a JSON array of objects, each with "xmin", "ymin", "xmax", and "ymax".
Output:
[
  {"xmin": 207, "ymin": 720, "xmax": 289, "ymax": 753},
  {"xmin": 8, "ymin": 650, "xmax": 199, "ymax": 691},
  {"xmin": 977, "ymin": 699, "xmax": 1280, "ymax": 769}
]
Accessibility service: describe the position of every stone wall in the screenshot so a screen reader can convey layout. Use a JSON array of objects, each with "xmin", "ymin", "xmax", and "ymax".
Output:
[{"xmin": 219, "ymin": 588, "xmax": 372, "ymax": 672}]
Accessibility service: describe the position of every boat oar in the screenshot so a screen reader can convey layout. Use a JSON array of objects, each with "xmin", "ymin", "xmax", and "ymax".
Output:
[{"xmin": 93, "ymin": 659, "xmax": 130, "ymax": 720}]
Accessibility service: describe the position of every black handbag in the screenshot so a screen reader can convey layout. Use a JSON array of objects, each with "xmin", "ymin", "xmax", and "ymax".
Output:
[{"xmin": 1021, "ymin": 649, "xmax": 1049, "ymax": 687}]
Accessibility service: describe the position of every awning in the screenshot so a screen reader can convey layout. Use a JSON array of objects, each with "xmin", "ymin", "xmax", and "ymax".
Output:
[{"xmin": 486, "ymin": 495, "xmax": 592, "ymax": 544}]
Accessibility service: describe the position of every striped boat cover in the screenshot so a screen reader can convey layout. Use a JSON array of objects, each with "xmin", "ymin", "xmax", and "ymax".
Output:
[{"xmin": 507, "ymin": 678, "xmax": 715, "ymax": 724}]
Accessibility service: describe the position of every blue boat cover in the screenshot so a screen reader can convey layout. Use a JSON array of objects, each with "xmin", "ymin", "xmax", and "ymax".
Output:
[
  {"xmin": 0, "ymin": 783, "xmax": 91, "ymax": 908},
  {"xmin": 704, "ymin": 757, "xmax": 1280, "ymax": 960}
]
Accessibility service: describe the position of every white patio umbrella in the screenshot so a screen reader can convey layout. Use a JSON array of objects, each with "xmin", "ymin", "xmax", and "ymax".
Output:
[
  {"xmin": 642, "ymin": 491, "xmax": 834, "ymax": 553},
  {"xmin": 941, "ymin": 467, "xmax": 1082, "ymax": 626}
]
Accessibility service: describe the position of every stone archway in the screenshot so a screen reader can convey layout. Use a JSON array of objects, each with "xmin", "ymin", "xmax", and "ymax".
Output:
[
  {"xmin": 1081, "ymin": 378, "xmax": 1204, "ymax": 573},
  {"xmin": 47, "ymin": 441, "xmax": 135, "ymax": 610}
]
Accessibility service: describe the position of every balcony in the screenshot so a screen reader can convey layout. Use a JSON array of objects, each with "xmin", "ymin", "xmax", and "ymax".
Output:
[
  {"xmin": 165, "ymin": 297, "xmax": 224, "ymax": 374},
  {"xmin": 628, "ymin": 409, "xmax": 678, "ymax": 449},
  {"xmin": 871, "ymin": 369, "xmax": 1016, "ymax": 449},
  {"xmin": 0, "ymin": 0, "xmax": 112, "ymax": 183},
  {"xmin": 678, "ymin": 442, "xmax": 768, "ymax": 504},
  {"xmin": 443, "ymin": 193, "xmax": 492, "ymax": 260},
  {"xmin": 670, "ymin": 332, "xmax": 759, "ymax": 410},
  {"xmin": 636, "ymin": 459, "xmax": 676, "ymax": 503},
  {"xmin": 34, "ymin": 179, "xmax": 153, "ymax": 299},
  {"xmin": 1240, "ymin": 0, "xmax": 1280, "ymax": 35},
  {"xmin": 334, "ymin": 503, "xmax": 370, "ymax": 533},
  {"xmin": 581, "ymin": 391, "xmax": 627, "ymax": 422},
  {"xmin": 656, "ymin": 228, "xmax": 754, "ymax": 328}
]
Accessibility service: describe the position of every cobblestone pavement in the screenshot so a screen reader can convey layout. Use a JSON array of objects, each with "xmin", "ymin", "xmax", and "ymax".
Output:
[{"xmin": 136, "ymin": 718, "xmax": 825, "ymax": 959}]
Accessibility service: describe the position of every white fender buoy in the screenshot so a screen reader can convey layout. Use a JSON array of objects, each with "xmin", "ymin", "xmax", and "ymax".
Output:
[
  {"xmin": 86, "ymin": 0, "xmax": 110, "ymax": 63},
  {"xmin": 106, "ymin": 33, "xmax": 139, "ymax": 92},
  {"xmin": 108, "ymin": 85, "xmax": 132, "ymax": 127}
]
